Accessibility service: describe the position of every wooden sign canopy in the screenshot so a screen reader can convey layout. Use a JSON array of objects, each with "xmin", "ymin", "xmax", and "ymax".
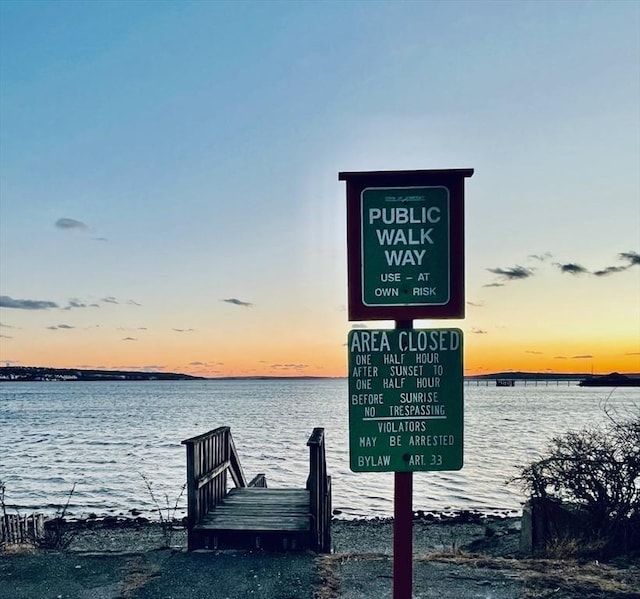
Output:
[{"xmin": 340, "ymin": 169, "xmax": 474, "ymax": 321}]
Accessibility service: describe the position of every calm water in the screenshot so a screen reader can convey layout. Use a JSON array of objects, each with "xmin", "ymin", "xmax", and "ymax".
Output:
[{"xmin": 0, "ymin": 380, "xmax": 637, "ymax": 519}]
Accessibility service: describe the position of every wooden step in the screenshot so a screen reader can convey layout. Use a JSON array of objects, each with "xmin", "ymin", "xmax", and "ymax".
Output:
[
  {"xmin": 192, "ymin": 487, "xmax": 311, "ymax": 551},
  {"xmin": 196, "ymin": 488, "xmax": 310, "ymax": 532},
  {"xmin": 183, "ymin": 427, "xmax": 330, "ymax": 552}
]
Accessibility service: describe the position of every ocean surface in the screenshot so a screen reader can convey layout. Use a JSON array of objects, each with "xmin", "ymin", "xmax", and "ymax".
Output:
[{"xmin": 0, "ymin": 379, "xmax": 637, "ymax": 520}]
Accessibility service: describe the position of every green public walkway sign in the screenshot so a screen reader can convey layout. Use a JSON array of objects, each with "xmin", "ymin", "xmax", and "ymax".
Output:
[
  {"xmin": 361, "ymin": 186, "xmax": 449, "ymax": 307},
  {"xmin": 348, "ymin": 328, "xmax": 463, "ymax": 473},
  {"xmin": 340, "ymin": 169, "xmax": 473, "ymax": 321}
]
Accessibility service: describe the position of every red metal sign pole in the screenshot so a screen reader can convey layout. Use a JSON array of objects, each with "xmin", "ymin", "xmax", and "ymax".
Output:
[
  {"xmin": 394, "ymin": 319, "xmax": 413, "ymax": 599},
  {"xmin": 394, "ymin": 471, "xmax": 413, "ymax": 598},
  {"xmin": 340, "ymin": 170, "xmax": 473, "ymax": 598}
]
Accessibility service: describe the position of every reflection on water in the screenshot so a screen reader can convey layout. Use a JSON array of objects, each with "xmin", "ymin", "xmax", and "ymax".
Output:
[{"xmin": 1, "ymin": 380, "xmax": 637, "ymax": 519}]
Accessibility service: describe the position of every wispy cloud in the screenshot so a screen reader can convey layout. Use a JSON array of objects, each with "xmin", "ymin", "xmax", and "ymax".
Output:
[
  {"xmin": 467, "ymin": 301, "xmax": 485, "ymax": 307},
  {"xmin": 525, "ymin": 350, "xmax": 543, "ymax": 355},
  {"xmin": 572, "ymin": 354, "xmax": 593, "ymax": 359},
  {"xmin": 487, "ymin": 265, "xmax": 535, "ymax": 281},
  {"xmin": 122, "ymin": 337, "xmax": 137, "ymax": 342},
  {"xmin": 100, "ymin": 296, "xmax": 141, "ymax": 306},
  {"xmin": 471, "ymin": 328, "xmax": 487, "ymax": 334},
  {"xmin": 555, "ymin": 262, "xmax": 588, "ymax": 275},
  {"xmin": 0, "ymin": 334, "xmax": 13, "ymax": 339},
  {"xmin": 63, "ymin": 298, "xmax": 100, "ymax": 310},
  {"xmin": 173, "ymin": 328, "xmax": 195, "ymax": 333},
  {"xmin": 592, "ymin": 251, "xmax": 639, "ymax": 276},
  {"xmin": 488, "ymin": 250, "xmax": 638, "ymax": 282},
  {"xmin": 0, "ymin": 322, "xmax": 17, "ymax": 328},
  {"xmin": 0, "ymin": 295, "xmax": 58, "ymax": 310},
  {"xmin": 271, "ymin": 363, "xmax": 308, "ymax": 372},
  {"xmin": 222, "ymin": 298, "xmax": 253, "ymax": 307},
  {"xmin": 55, "ymin": 217, "xmax": 87, "ymax": 230},
  {"xmin": 47, "ymin": 324, "xmax": 75, "ymax": 330},
  {"xmin": 619, "ymin": 251, "xmax": 640, "ymax": 266},
  {"xmin": 593, "ymin": 265, "xmax": 628, "ymax": 277},
  {"xmin": 529, "ymin": 252, "xmax": 553, "ymax": 262}
]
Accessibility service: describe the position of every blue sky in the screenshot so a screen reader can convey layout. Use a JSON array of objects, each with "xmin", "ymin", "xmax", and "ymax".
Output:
[{"xmin": 1, "ymin": 0, "xmax": 639, "ymax": 376}]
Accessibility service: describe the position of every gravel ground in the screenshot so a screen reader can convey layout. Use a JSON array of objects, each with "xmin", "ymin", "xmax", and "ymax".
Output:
[
  {"xmin": 61, "ymin": 514, "xmax": 522, "ymax": 556},
  {"xmin": 2, "ymin": 516, "xmax": 638, "ymax": 599}
]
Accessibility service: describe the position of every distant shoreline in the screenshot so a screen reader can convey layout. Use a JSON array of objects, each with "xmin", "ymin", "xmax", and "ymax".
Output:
[
  {"xmin": 0, "ymin": 366, "xmax": 344, "ymax": 382},
  {"xmin": 1, "ymin": 365, "xmax": 637, "ymax": 383},
  {"xmin": 0, "ymin": 366, "xmax": 203, "ymax": 382}
]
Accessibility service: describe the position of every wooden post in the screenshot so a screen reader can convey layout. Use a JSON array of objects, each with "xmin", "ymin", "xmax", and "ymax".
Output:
[{"xmin": 394, "ymin": 319, "xmax": 413, "ymax": 599}]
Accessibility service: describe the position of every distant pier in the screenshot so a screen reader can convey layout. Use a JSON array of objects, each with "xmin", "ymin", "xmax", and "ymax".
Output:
[{"xmin": 465, "ymin": 378, "xmax": 578, "ymax": 387}]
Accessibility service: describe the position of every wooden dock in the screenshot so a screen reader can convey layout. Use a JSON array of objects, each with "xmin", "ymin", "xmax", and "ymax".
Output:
[{"xmin": 182, "ymin": 427, "xmax": 331, "ymax": 552}]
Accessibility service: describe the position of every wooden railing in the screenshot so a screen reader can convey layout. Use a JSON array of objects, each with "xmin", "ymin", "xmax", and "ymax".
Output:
[
  {"xmin": 183, "ymin": 426, "xmax": 331, "ymax": 552},
  {"xmin": 182, "ymin": 426, "xmax": 265, "ymax": 549},
  {"xmin": 307, "ymin": 427, "xmax": 331, "ymax": 553}
]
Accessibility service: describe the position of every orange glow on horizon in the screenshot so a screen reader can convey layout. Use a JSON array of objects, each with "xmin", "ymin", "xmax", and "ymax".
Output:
[
  {"xmin": 5, "ymin": 339, "xmax": 639, "ymax": 378},
  {"xmin": 463, "ymin": 338, "xmax": 640, "ymax": 377}
]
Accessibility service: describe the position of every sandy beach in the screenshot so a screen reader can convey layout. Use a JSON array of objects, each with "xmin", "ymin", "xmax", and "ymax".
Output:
[{"xmin": 2, "ymin": 515, "xmax": 638, "ymax": 598}]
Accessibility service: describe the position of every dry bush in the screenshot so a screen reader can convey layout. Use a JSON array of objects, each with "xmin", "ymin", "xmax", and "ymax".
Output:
[
  {"xmin": 139, "ymin": 473, "xmax": 186, "ymax": 548},
  {"xmin": 514, "ymin": 409, "xmax": 639, "ymax": 557}
]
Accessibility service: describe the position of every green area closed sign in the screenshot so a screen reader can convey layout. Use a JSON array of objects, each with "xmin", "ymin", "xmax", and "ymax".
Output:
[
  {"xmin": 348, "ymin": 328, "xmax": 463, "ymax": 472},
  {"xmin": 361, "ymin": 187, "xmax": 449, "ymax": 307}
]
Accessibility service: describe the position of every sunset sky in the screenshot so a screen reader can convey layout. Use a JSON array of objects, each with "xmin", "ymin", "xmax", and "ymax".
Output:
[{"xmin": 1, "ymin": 1, "xmax": 639, "ymax": 377}]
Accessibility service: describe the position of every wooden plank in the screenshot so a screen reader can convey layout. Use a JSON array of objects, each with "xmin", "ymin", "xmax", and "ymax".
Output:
[
  {"xmin": 195, "ymin": 460, "xmax": 230, "ymax": 490},
  {"xmin": 211, "ymin": 501, "xmax": 309, "ymax": 510},
  {"xmin": 182, "ymin": 426, "xmax": 230, "ymax": 447},
  {"xmin": 199, "ymin": 515, "xmax": 309, "ymax": 524},
  {"xmin": 196, "ymin": 517, "xmax": 310, "ymax": 532},
  {"xmin": 225, "ymin": 489, "xmax": 308, "ymax": 501},
  {"xmin": 218, "ymin": 504, "xmax": 308, "ymax": 512},
  {"xmin": 195, "ymin": 485, "xmax": 311, "ymax": 534},
  {"xmin": 226, "ymin": 488, "xmax": 308, "ymax": 495},
  {"xmin": 248, "ymin": 473, "xmax": 267, "ymax": 487},
  {"xmin": 228, "ymin": 433, "xmax": 248, "ymax": 487},
  {"xmin": 211, "ymin": 505, "xmax": 309, "ymax": 514},
  {"xmin": 218, "ymin": 505, "xmax": 308, "ymax": 512},
  {"xmin": 199, "ymin": 514, "xmax": 310, "ymax": 526},
  {"xmin": 195, "ymin": 518, "xmax": 310, "ymax": 532},
  {"xmin": 197, "ymin": 525, "xmax": 309, "ymax": 533},
  {"xmin": 222, "ymin": 497, "xmax": 308, "ymax": 507},
  {"xmin": 213, "ymin": 497, "xmax": 307, "ymax": 506}
]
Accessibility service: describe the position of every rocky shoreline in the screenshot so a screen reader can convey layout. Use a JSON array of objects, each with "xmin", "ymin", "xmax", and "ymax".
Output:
[{"xmin": 53, "ymin": 512, "xmax": 522, "ymax": 556}]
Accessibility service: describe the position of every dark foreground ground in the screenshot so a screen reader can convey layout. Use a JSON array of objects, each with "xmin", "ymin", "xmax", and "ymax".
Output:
[{"xmin": 1, "ymin": 516, "xmax": 638, "ymax": 599}]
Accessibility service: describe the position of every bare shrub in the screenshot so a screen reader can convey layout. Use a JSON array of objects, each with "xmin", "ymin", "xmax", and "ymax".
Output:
[
  {"xmin": 39, "ymin": 483, "xmax": 77, "ymax": 550},
  {"xmin": 140, "ymin": 473, "xmax": 186, "ymax": 548},
  {"xmin": 514, "ymin": 410, "xmax": 639, "ymax": 557}
]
